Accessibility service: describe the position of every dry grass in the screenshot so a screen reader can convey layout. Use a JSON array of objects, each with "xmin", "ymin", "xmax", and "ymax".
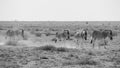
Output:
[
  {"xmin": 5, "ymin": 40, "xmax": 18, "ymax": 46},
  {"xmin": 56, "ymin": 47, "xmax": 69, "ymax": 52},
  {"xmin": 0, "ymin": 22, "xmax": 120, "ymax": 68},
  {"xmin": 35, "ymin": 33, "xmax": 42, "ymax": 37},
  {"xmin": 62, "ymin": 59, "xmax": 98, "ymax": 66},
  {"xmin": 34, "ymin": 45, "xmax": 71, "ymax": 52},
  {"xmin": 35, "ymin": 45, "xmax": 57, "ymax": 51}
]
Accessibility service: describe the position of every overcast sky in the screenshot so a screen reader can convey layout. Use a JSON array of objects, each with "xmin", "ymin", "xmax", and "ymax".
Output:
[{"xmin": 0, "ymin": 0, "xmax": 120, "ymax": 21}]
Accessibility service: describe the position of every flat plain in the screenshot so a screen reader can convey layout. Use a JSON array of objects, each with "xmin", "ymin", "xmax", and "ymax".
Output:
[{"xmin": 0, "ymin": 21, "xmax": 120, "ymax": 68}]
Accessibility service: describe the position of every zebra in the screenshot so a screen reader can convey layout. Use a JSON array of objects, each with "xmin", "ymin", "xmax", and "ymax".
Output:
[
  {"xmin": 73, "ymin": 29, "xmax": 88, "ymax": 45},
  {"xmin": 55, "ymin": 29, "xmax": 70, "ymax": 42},
  {"xmin": 90, "ymin": 29, "xmax": 113, "ymax": 49},
  {"xmin": 5, "ymin": 29, "xmax": 25, "ymax": 40}
]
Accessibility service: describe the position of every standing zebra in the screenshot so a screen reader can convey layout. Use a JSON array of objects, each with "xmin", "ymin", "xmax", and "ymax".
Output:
[
  {"xmin": 90, "ymin": 29, "xmax": 113, "ymax": 49},
  {"xmin": 73, "ymin": 29, "xmax": 88, "ymax": 45},
  {"xmin": 55, "ymin": 29, "xmax": 70, "ymax": 42}
]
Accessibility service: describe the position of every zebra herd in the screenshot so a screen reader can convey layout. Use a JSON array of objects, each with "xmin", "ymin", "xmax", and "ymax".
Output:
[
  {"xmin": 5, "ymin": 28, "xmax": 114, "ymax": 49},
  {"xmin": 52, "ymin": 29, "xmax": 113, "ymax": 49}
]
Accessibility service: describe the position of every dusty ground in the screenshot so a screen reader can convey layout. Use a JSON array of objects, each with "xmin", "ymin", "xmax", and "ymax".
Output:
[{"xmin": 0, "ymin": 21, "xmax": 120, "ymax": 68}]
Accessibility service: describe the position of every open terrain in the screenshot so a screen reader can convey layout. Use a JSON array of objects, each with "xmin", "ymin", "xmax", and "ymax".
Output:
[{"xmin": 0, "ymin": 21, "xmax": 120, "ymax": 68}]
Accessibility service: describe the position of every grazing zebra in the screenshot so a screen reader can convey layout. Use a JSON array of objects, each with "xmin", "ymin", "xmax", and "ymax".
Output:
[
  {"xmin": 5, "ymin": 29, "xmax": 25, "ymax": 40},
  {"xmin": 90, "ymin": 29, "xmax": 113, "ymax": 48},
  {"xmin": 55, "ymin": 29, "xmax": 70, "ymax": 42},
  {"xmin": 6, "ymin": 30, "xmax": 15, "ymax": 38},
  {"xmin": 73, "ymin": 29, "xmax": 88, "ymax": 45}
]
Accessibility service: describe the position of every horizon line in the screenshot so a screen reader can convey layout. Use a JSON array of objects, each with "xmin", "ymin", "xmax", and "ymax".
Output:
[{"xmin": 1, "ymin": 20, "xmax": 118, "ymax": 22}]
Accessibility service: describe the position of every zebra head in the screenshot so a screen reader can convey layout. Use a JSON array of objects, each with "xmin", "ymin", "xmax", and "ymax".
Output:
[{"xmin": 103, "ymin": 30, "xmax": 113, "ymax": 40}]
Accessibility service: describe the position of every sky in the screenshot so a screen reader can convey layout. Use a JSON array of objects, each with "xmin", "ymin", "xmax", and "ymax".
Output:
[{"xmin": 0, "ymin": 0, "xmax": 120, "ymax": 21}]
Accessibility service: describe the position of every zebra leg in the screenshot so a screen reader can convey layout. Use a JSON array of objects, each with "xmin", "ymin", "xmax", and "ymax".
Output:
[
  {"xmin": 90, "ymin": 39, "xmax": 94, "ymax": 48},
  {"xmin": 98, "ymin": 44, "xmax": 100, "ymax": 49},
  {"xmin": 80, "ymin": 39, "xmax": 84, "ymax": 49},
  {"xmin": 90, "ymin": 37, "xmax": 94, "ymax": 44},
  {"xmin": 22, "ymin": 33, "xmax": 25, "ymax": 39},
  {"xmin": 104, "ymin": 39, "xmax": 107, "ymax": 49},
  {"xmin": 92, "ymin": 40, "xmax": 95, "ymax": 48},
  {"xmin": 5, "ymin": 36, "xmax": 8, "ymax": 39},
  {"xmin": 76, "ymin": 39, "xmax": 78, "ymax": 45},
  {"xmin": 59, "ymin": 37, "xmax": 62, "ymax": 41},
  {"xmin": 80, "ymin": 39, "xmax": 83, "ymax": 45},
  {"xmin": 55, "ymin": 40, "xmax": 57, "ymax": 43},
  {"xmin": 90, "ymin": 37, "xmax": 96, "ymax": 48},
  {"xmin": 9, "ymin": 37, "xmax": 12, "ymax": 41},
  {"xmin": 84, "ymin": 36, "xmax": 87, "ymax": 40},
  {"xmin": 93, "ymin": 43, "xmax": 95, "ymax": 48},
  {"xmin": 21, "ymin": 33, "xmax": 24, "ymax": 39},
  {"xmin": 76, "ymin": 39, "xmax": 80, "ymax": 46},
  {"xmin": 104, "ymin": 46, "xmax": 107, "ymax": 49},
  {"xmin": 104, "ymin": 40, "xmax": 107, "ymax": 45},
  {"xmin": 67, "ymin": 36, "xmax": 70, "ymax": 40},
  {"xmin": 90, "ymin": 39, "xmax": 93, "ymax": 44}
]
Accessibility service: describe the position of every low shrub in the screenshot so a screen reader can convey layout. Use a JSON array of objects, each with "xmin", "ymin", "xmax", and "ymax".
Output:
[
  {"xmin": 56, "ymin": 47, "xmax": 69, "ymax": 52},
  {"xmin": 35, "ymin": 45, "xmax": 57, "ymax": 51},
  {"xmin": 35, "ymin": 33, "xmax": 41, "ymax": 37}
]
